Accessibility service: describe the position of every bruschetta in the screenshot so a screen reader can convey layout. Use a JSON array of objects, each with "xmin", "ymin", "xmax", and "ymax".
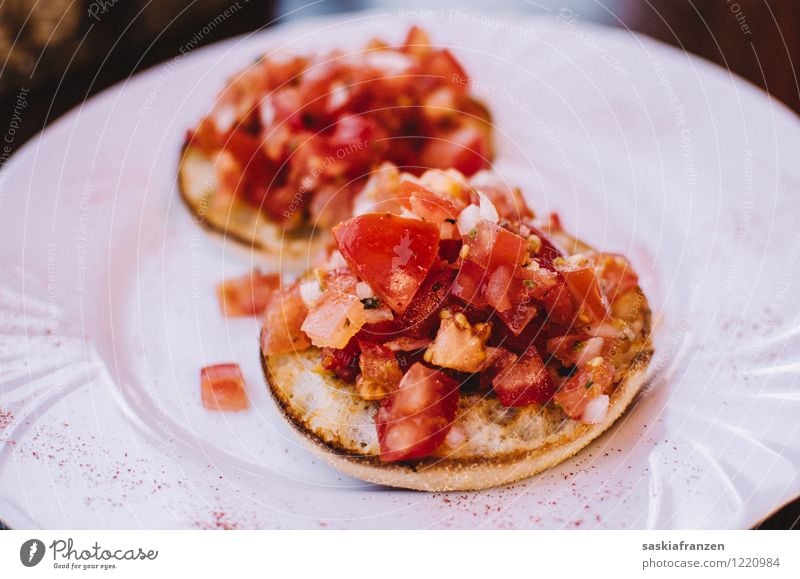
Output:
[
  {"xmin": 259, "ymin": 165, "xmax": 653, "ymax": 491},
  {"xmin": 179, "ymin": 27, "xmax": 493, "ymax": 259}
]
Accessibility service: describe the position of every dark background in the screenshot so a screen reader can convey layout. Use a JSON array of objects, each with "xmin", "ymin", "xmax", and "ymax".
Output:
[{"xmin": 0, "ymin": 0, "xmax": 797, "ymax": 529}]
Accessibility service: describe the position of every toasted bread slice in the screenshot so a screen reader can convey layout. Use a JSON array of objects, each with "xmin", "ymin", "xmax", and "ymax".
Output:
[
  {"xmin": 178, "ymin": 143, "xmax": 329, "ymax": 266},
  {"xmin": 261, "ymin": 285, "xmax": 653, "ymax": 492}
]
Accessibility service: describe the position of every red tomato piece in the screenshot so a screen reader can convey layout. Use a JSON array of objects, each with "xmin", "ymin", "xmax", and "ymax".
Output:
[
  {"xmin": 492, "ymin": 345, "xmax": 555, "ymax": 407},
  {"xmin": 396, "ymin": 264, "xmax": 456, "ymax": 336},
  {"xmin": 464, "ymin": 220, "xmax": 530, "ymax": 270},
  {"xmin": 201, "ymin": 364, "xmax": 250, "ymax": 411},
  {"xmin": 216, "ymin": 271, "xmax": 280, "ymax": 317},
  {"xmin": 484, "ymin": 265, "xmax": 514, "ymax": 313},
  {"xmin": 426, "ymin": 49, "xmax": 469, "ymax": 91},
  {"xmin": 540, "ymin": 279, "xmax": 578, "ymax": 328},
  {"xmin": 333, "ymin": 214, "xmax": 440, "ymax": 313},
  {"xmin": 557, "ymin": 259, "xmax": 609, "ymax": 323},
  {"xmin": 553, "ymin": 358, "xmax": 616, "ymax": 419},
  {"xmin": 419, "ymin": 126, "xmax": 489, "ymax": 176},
  {"xmin": 320, "ymin": 339, "xmax": 361, "ymax": 383},
  {"xmin": 479, "ymin": 347, "xmax": 517, "ymax": 391},
  {"xmin": 375, "ymin": 363, "xmax": 459, "ymax": 462},
  {"xmin": 451, "ymin": 259, "xmax": 489, "ymax": 308},
  {"xmin": 356, "ymin": 341, "xmax": 403, "ymax": 400},
  {"xmin": 403, "ymin": 25, "xmax": 432, "ymax": 57},
  {"xmin": 401, "ymin": 180, "xmax": 463, "ymax": 227},
  {"xmin": 260, "ymin": 283, "xmax": 312, "ymax": 355}
]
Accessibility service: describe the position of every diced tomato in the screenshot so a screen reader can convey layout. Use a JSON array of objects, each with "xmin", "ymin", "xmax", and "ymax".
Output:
[
  {"xmin": 261, "ymin": 283, "xmax": 312, "ymax": 355},
  {"xmin": 356, "ymin": 341, "xmax": 403, "ymax": 400},
  {"xmin": 590, "ymin": 253, "xmax": 639, "ymax": 303},
  {"xmin": 484, "ymin": 265, "xmax": 514, "ymax": 312},
  {"xmin": 419, "ymin": 126, "xmax": 489, "ymax": 176},
  {"xmin": 320, "ymin": 339, "xmax": 360, "ymax": 383},
  {"xmin": 546, "ymin": 335, "xmax": 605, "ymax": 368},
  {"xmin": 553, "ymin": 358, "xmax": 616, "ymax": 419},
  {"xmin": 526, "ymin": 225, "xmax": 563, "ymax": 265},
  {"xmin": 401, "ymin": 180, "xmax": 463, "ymax": 229},
  {"xmin": 403, "ymin": 26, "xmax": 432, "ymax": 57},
  {"xmin": 395, "ymin": 264, "xmax": 456, "ymax": 336},
  {"xmin": 540, "ymin": 279, "xmax": 578, "ymax": 327},
  {"xmin": 200, "ymin": 364, "xmax": 250, "ymax": 411},
  {"xmin": 438, "ymin": 238, "xmax": 463, "ymax": 262},
  {"xmin": 216, "ymin": 271, "xmax": 280, "ymax": 317},
  {"xmin": 451, "ymin": 259, "xmax": 489, "ymax": 309},
  {"xmin": 426, "ymin": 49, "xmax": 469, "ymax": 92},
  {"xmin": 375, "ymin": 363, "xmax": 459, "ymax": 462},
  {"xmin": 464, "ymin": 220, "xmax": 530, "ymax": 270},
  {"xmin": 556, "ymin": 258, "xmax": 609, "ymax": 323},
  {"xmin": 301, "ymin": 290, "xmax": 363, "ymax": 349},
  {"xmin": 333, "ymin": 214, "xmax": 440, "ymax": 313},
  {"xmin": 492, "ymin": 345, "xmax": 555, "ymax": 407},
  {"xmin": 469, "ymin": 177, "xmax": 533, "ymax": 222},
  {"xmin": 479, "ymin": 347, "xmax": 517, "ymax": 391}
]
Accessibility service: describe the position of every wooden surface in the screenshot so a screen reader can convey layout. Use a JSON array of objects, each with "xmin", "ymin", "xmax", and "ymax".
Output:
[{"xmin": 0, "ymin": 0, "xmax": 797, "ymax": 529}]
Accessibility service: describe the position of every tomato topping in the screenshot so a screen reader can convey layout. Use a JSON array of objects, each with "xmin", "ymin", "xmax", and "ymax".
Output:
[
  {"xmin": 492, "ymin": 345, "xmax": 555, "ymax": 407},
  {"xmin": 261, "ymin": 283, "xmax": 312, "ymax": 355},
  {"xmin": 478, "ymin": 347, "xmax": 517, "ymax": 391},
  {"xmin": 590, "ymin": 253, "xmax": 639, "ymax": 303},
  {"xmin": 402, "ymin": 180, "xmax": 463, "ymax": 230},
  {"xmin": 395, "ymin": 264, "xmax": 456, "ymax": 336},
  {"xmin": 553, "ymin": 358, "xmax": 616, "ymax": 419},
  {"xmin": 403, "ymin": 26, "xmax": 432, "ymax": 57},
  {"xmin": 424, "ymin": 310, "xmax": 491, "ymax": 373},
  {"xmin": 356, "ymin": 341, "xmax": 403, "ymax": 400},
  {"xmin": 301, "ymin": 290, "xmax": 363, "ymax": 349},
  {"xmin": 556, "ymin": 257, "xmax": 609, "ymax": 323},
  {"xmin": 452, "ymin": 259, "xmax": 489, "ymax": 308},
  {"xmin": 546, "ymin": 335, "xmax": 605, "ymax": 368},
  {"xmin": 333, "ymin": 214, "xmax": 440, "ymax": 313},
  {"xmin": 320, "ymin": 339, "xmax": 361, "ymax": 383},
  {"xmin": 375, "ymin": 363, "xmax": 459, "ymax": 462},
  {"xmin": 216, "ymin": 271, "xmax": 280, "ymax": 317},
  {"xmin": 420, "ymin": 125, "xmax": 489, "ymax": 176},
  {"xmin": 464, "ymin": 220, "xmax": 530, "ymax": 270},
  {"xmin": 200, "ymin": 364, "xmax": 250, "ymax": 411}
]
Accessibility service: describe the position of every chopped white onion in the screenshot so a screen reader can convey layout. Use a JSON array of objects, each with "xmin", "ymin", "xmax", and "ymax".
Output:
[
  {"xmin": 444, "ymin": 425, "xmax": 467, "ymax": 448},
  {"xmin": 457, "ymin": 204, "xmax": 481, "ymax": 236},
  {"xmin": 574, "ymin": 337, "xmax": 605, "ymax": 367},
  {"xmin": 355, "ymin": 282, "xmax": 374, "ymax": 300},
  {"xmin": 259, "ymin": 97, "xmax": 275, "ymax": 127},
  {"xmin": 327, "ymin": 250, "xmax": 348, "ymax": 270},
  {"xmin": 327, "ymin": 82, "xmax": 349, "ymax": 112},
  {"xmin": 212, "ymin": 104, "xmax": 237, "ymax": 133},
  {"xmin": 477, "ymin": 191, "xmax": 499, "ymax": 224},
  {"xmin": 299, "ymin": 280, "xmax": 322, "ymax": 306},
  {"xmin": 581, "ymin": 395, "xmax": 609, "ymax": 424}
]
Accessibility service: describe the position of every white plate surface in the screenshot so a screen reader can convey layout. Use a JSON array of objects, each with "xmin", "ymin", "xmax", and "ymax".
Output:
[{"xmin": 1, "ymin": 11, "xmax": 799, "ymax": 529}]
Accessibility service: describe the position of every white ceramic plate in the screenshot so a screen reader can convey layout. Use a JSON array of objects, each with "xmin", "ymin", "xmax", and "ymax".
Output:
[{"xmin": 1, "ymin": 11, "xmax": 799, "ymax": 529}]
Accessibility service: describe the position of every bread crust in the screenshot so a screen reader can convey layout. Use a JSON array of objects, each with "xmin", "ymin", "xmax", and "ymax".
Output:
[{"xmin": 260, "ymin": 290, "xmax": 653, "ymax": 491}]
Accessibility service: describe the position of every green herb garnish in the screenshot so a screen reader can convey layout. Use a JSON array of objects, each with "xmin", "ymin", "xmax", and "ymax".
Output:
[{"xmin": 585, "ymin": 379, "xmax": 595, "ymax": 390}]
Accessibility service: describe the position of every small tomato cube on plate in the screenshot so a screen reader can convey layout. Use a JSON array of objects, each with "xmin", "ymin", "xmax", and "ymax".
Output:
[
  {"xmin": 200, "ymin": 364, "xmax": 250, "ymax": 411},
  {"xmin": 216, "ymin": 271, "xmax": 280, "ymax": 317}
]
